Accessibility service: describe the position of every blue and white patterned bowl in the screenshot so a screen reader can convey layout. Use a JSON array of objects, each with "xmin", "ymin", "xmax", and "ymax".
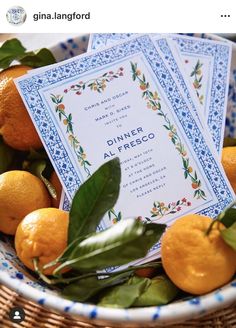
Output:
[
  {"xmin": 0, "ymin": 34, "xmax": 236, "ymax": 326},
  {"xmin": 0, "ymin": 234, "xmax": 235, "ymax": 326}
]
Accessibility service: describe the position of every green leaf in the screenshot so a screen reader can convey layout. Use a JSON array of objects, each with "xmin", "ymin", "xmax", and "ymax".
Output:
[
  {"xmin": 62, "ymin": 271, "xmax": 132, "ymax": 302},
  {"xmin": 0, "ymin": 39, "xmax": 26, "ymax": 58},
  {"xmin": 51, "ymin": 97, "xmax": 57, "ymax": 104},
  {"xmin": 0, "ymin": 137, "xmax": 16, "ymax": 174},
  {"xmin": 58, "ymin": 236, "xmax": 87, "ymax": 264},
  {"xmin": 221, "ymin": 222, "xmax": 236, "ymax": 251},
  {"xmin": 17, "ymin": 48, "xmax": 56, "ymax": 68},
  {"xmin": 131, "ymin": 62, "xmax": 135, "ymax": 72},
  {"xmin": 57, "ymin": 219, "xmax": 166, "ymax": 273},
  {"xmin": 223, "ymin": 137, "xmax": 236, "ymax": 147},
  {"xmin": 195, "ymin": 60, "xmax": 200, "ymax": 70},
  {"xmin": 98, "ymin": 276, "xmax": 151, "ymax": 308},
  {"xmin": 117, "ymin": 211, "xmax": 122, "ymax": 221},
  {"xmin": 68, "ymin": 157, "xmax": 121, "ymax": 244},
  {"xmin": 133, "ymin": 275, "xmax": 179, "ymax": 306},
  {"xmin": 219, "ymin": 208, "xmax": 236, "ymax": 228},
  {"xmin": 163, "ymin": 125, "xmax": 170, "ymax": 130},
  {"xmin": 0, "ymin": 38, "xmax": 56, "ymax": 69},
  {"xmin": 42, "ymin": 235, "xmax": 85, "ymax": 270},
  {"xmin": 200, "ymin": 190, "xmax": 206, "ymax": 197},
  {"xmin": 0, "ymin": 39, "xmax": 26, "ymax": 69},
  {"xmin": 182, "ymin": 157, "xmax": 188, "ymax": 169},
  {"xmin": 28, "ymin": 160, "xmax": 57, "ymax": 199}
]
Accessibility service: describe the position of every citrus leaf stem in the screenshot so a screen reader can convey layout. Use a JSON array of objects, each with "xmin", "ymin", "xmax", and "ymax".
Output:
[
  {"xmin": 53, "ymin": 261, "xmax": 162, "ymax": 285},
  {"xmin": 205, "ymin": 199, "xmax": 236, "ymax": 236},
  {"xmin": 33, "ymin": 258, "xmax": 55, "ymax": 285}
]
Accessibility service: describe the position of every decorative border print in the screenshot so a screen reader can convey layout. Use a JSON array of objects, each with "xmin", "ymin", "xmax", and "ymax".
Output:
[
  {"xmin": 130, "ymin": 60, "xmax": 206, "ymax": 201},
  {"xmin": 60, "ymin": 190, "xmax": 70, "ymax": 211},
  {"xmin": 152, "ymin": 37, "xmax": 204, "ymax": 128},
  {"xmin": 89, "ymin": 33, "xmax": 232, "ymax": 154},
  {"xmin": 89, "ymin": 34, "xmax": 204, "ymax": 127},
  {"xmin": 171, "ymin": 34, "xmax": 232, "ymax": 154},
  {"xmin": 16, "ymin": 35, "xmax": 234, "ymax": 226},
  {"xmin": 88, "ymin": 33, "xmax": 134, "ymax": 51}
]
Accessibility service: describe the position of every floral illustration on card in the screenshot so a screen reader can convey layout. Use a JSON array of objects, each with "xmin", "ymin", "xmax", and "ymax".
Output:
[
  {"xmin": 125, "ymin": 198, "xmax": 192, "ymax": 223},
  {"xmin": 131, "ymin": 61, "xmax": 206, "ymax": 200},
  {"xmin": 51, "ymin": 94, "xmax": 92, "ymax": 176},
  {"xmin": 109, "ymin": 198, "xmax": 192, "ymax": 224},
  {"xmin": 188, "ymin": 59, "xmax": 204, "ymax": 105},
  {"xmin": 51, "ymin": 67, "xmax": 125, "ymax": 177},
  {"xmin": 150, "ymin": 198, "xmax": 192, "ymax": 219},
  {"xmin": 108, "ymin": 208, "xmax": 122, "ymax": 224},
  {"xmin": 64, "ymin": 67, "xmax": 124, "ymax": 95}
]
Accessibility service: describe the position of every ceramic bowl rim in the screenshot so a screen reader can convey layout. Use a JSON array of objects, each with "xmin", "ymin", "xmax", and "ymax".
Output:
[{"xmin": 0, "ymin": 269, "xmax": 235, "ymax": 324}]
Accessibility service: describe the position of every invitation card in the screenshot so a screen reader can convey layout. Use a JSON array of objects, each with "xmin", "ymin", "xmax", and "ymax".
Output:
[
  {"xmin": 89, "ymin": 33, "xmax": 232, "ymax": 153},
  {"xmin": 171, "ymin": 35, "xmax": 232, "ymax": 153},
  {"xmin": 61, "ymin": 35, "xmax": 205, "ymax": 212},
  {"xmin": 16, "ymin": 35, "xmax": 234, "ymax": 260}
]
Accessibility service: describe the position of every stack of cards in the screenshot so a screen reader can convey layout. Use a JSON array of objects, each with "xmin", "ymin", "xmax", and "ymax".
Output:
[{"xmin": 15, "ymin": 34, "xmax": 234, "ymax": 268}]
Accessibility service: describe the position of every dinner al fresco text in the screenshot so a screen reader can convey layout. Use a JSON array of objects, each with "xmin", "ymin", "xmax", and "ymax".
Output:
[{"xmin": 104, "ymin": 127, "xmax": 156, "ymax": 159}]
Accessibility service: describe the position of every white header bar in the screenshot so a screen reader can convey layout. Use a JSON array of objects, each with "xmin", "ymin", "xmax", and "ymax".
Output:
[{"xmin": 0, "ymin": 0, "xmax": 235, "ymax": 33}]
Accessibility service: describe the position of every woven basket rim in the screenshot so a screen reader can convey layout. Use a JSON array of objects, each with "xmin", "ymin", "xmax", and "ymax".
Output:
[
  {"xmin": 1, "ymin": 284, "xmax": 236, "ymax": 328},
  {"xmin": 1, "ymin": 269, "xmax": 236, "ymax": 326}
]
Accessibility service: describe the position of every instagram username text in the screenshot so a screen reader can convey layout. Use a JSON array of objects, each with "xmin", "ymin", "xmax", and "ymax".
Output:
[{"xmin": 33, "ymin": 12, "xmax": 90, "ymax": 21}]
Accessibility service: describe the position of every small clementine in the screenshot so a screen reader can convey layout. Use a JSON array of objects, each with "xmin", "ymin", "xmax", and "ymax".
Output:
[
  {"xmin": 161, "ymin": 214, "xmax": 236, "ymax": 295},
  {"xmin": 0, "ymin": 170, "xmax": 51, "ymax": 235},
  {"xmin": 0, "ymin": 65, "xmax": 43, "ymax": 150},
  {"xmin": 15, "ymin": 208, "xmax": 69, "ymax": 275},
  {"xmin": 221, "ymin": 147, "xmax": 236, "ymax": 193}
]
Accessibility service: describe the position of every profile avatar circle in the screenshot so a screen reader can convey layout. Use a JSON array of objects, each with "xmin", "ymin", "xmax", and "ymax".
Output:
[
  {"xmin": 9, "ymin": 307, "xmax": 25, "ymax": 323},
  {"xmin": 6, "ymin": 6, "xmax": 27, "ymax": 26}
]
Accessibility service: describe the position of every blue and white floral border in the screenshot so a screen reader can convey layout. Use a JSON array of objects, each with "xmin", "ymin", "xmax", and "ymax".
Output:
[
  {"xmin": 88, "ymin": 33, "xmax": 232, "ymax": 154},
  {"xmin": 153, "ymin": 37, "xmax": 203, "ymax": 126},
  {"xmin": 172, "ymin": 35, "xmax": 232, "ymax": 154},
  {"xmin": 88, "ymin": 33, "xmax": 133, "ymax": 51},
  {"xmin": 178, "ymin": 34, "xmax": 236, "ymax": 141},
  {"xmin": 61, "ymin": 36, "xmax": 205, "ymax": 212},
  {"xmin": 16, "ymin": 35, "xmax": 234, "ymax": 217}
]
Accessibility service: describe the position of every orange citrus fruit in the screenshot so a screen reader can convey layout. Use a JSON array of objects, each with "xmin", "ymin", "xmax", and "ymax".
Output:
[
  {"xmin": 50, "ymin": 171, "xmax": 62, "ymax": 208},
  {"xmin": 191, "ymin": 182, "xmax": 199, "ymax": 189},
  {"xmin": 0, "ymin": 65, "xmax": 43, "ymax": 151},
  {"xmin": 161, "ymin": 214, "xmax": 236, "ymax": 295},
  {"xmin": 0, "ymin": 170, "xmax": 51, "ymax": 235},
  {"xmin": 222, "ymin": 147, "xmax": 236, "ymax": 193},
  {"xmin": 15, "ymin": 208, "xmax": 69, "ymax": 275}
]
